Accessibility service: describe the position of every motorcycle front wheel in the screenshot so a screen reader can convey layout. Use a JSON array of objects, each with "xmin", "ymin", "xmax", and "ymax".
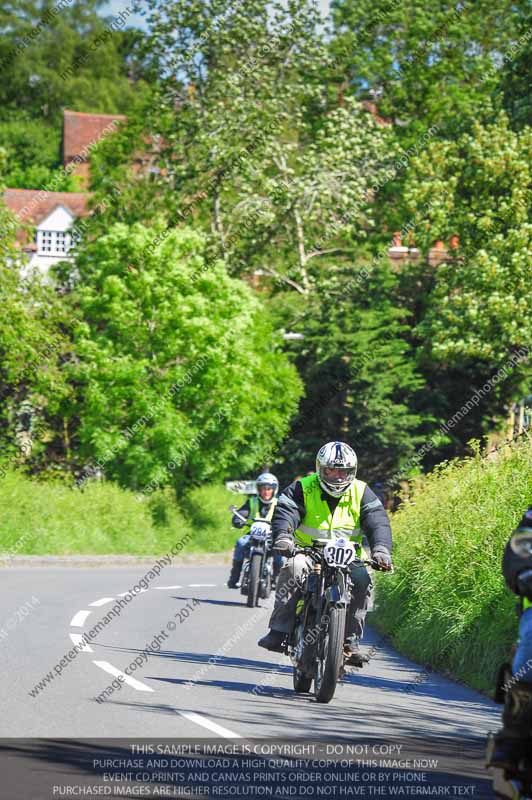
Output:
[
  {"xmin": 314, "ymin": 605, "xmax": 346, "ymax": 703},
  {"xmin": 247, "ymin": 553, "xmax": 262, "ymax": 607}
]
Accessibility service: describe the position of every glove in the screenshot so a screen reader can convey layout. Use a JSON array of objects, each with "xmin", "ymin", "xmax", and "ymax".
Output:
[
  {"xmin": 517, "ymin": 568, "xmax": 532, "ymax": 601},
  {"xmin": 372, "ymin": 546, "xmax": 393, "ymax": 571},
  {"xmin": 273, "ymin": 534, "xmax": 295, "ymax": 556}
]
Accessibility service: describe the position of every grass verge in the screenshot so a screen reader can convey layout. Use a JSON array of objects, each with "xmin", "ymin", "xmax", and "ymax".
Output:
[
  {"xmin": 0, "ymin": 471, "xmax": 237, "ymax": 557},
  {"xmin": 372, "ymin": 440, "xmax": 532, "ymax": 694}
]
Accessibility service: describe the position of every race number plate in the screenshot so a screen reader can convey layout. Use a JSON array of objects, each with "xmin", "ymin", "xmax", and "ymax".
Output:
[
  {"xmin": 250, "ymin": 522, "xmax": 269, "ymax": 540},
  {"xmin": 323, "ymin": 537, "xmax": 356, "ymax": 567}
]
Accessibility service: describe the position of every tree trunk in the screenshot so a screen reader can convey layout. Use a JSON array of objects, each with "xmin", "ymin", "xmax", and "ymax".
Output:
[{"xmin": 293, "ymin": 205, "xmax": 310, "ymax": 292}]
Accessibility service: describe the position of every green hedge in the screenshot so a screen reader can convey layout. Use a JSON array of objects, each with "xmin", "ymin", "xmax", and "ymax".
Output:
[
  {"xmin": 372, "ymin": 441, "xmax": 532, "ymax": 693},
  {"xmin": 0, "ymin": 471, "xmax": 236, "ymax": 556}
]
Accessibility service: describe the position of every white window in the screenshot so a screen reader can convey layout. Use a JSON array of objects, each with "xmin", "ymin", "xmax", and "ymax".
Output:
[
  {"xmin": 40, "ymin": 231, "xmax": 53, "ymax": 252},
  {"xmin": 37, "ymin": 230, "xmax": 72, "ymax": 256}
]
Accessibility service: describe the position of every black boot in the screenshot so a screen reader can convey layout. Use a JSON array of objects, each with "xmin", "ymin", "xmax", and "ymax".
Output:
[
  {"xmin": 227, "ymin": 559, "xmax": 242, "ymax": 589},
  {"xmin": 344, "ymin": 636, "xmax": 369, "ymax": 667},
  {"xmin": 488, "ymin": 680, "xmax": 532, "ymax": 771},
  {"xmin": 258, "ymin": 629, "xmax": 286, "ymax": 652}
]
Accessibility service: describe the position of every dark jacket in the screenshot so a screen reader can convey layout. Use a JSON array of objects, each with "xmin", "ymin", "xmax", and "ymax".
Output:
[
  {"xmin": 232, "ymin": 496, "xmax": 274, "ymax": 529},
  {"xmin": 502, "ymin": 506, "xmax": 532, "ymax": 595},
  {"xmin": 271, "ymin": 477, "xmax": 392, "ymax": 554}
]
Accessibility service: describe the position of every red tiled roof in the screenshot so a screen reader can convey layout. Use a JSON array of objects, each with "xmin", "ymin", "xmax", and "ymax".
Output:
[
  {"xmin": 63, "ymin": 109, "xmax": 126, "ymax": 164},
  {"xmin": 3, "ymin": 189, "xmax": 91, "ymax": 226}
]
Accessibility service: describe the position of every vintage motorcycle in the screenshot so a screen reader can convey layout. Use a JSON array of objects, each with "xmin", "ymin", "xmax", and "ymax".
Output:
[
  {"xmin": 486, "ymin": 527, "xmax": 532, "ymax": 800},
  {"xmin": 230, "ymin": 506, "xmax": 275, "ymax": 608},
  {"xmin": 286, "ymin": 535, "xmax": 388, "ymax": 703},
  {"xmin": 487, "ymin": 748, "xmax": 532, "ymax": 800}
]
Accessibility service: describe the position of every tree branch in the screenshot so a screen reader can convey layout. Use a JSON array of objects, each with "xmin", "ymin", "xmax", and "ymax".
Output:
[
  {"xmin": 306, "ymin": 247, "xmax": 348, "ymax": 261},
  {"xmin": 259, "ymin": 267, "xmax": 308, "ymax": 295}
]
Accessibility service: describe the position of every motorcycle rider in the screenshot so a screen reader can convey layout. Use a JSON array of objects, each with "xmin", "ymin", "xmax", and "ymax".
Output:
[
  {"xmin": 489, "ymin": 505, "xmax": 532, "ymax": 769},
  {"xmin": 258, "ymin": 441, "xmax": 393, "ymax": 666},
  {"xmin": 227, "ymin": 472, "xmax": 282, "ymax": 589}
]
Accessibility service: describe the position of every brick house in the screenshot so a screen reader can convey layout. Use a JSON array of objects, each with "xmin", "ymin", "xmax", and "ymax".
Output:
[
  {"xmin": 3, "ymin": 189, "xmax": 90, "ymax": 274},
  {"xmin": 62, "ymin": 109, "xmax": 126, "ymax": 186},
  {"xmin": 3, "ymin": 110, "xmax": 124, "ymax": 272}
]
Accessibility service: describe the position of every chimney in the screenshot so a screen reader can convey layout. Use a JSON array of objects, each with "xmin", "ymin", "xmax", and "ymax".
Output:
[
  {"xmin": 428, "ymin": 239, "xmax": 449, "ymax": 267},
  {"xmin": 388, "ymin": 231, "xmax": 419, "ymax": 271}
]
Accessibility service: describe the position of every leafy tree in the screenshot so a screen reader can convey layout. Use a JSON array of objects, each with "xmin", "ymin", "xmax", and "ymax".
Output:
[
  {"xmin": 392, "ymin": 114, "xmax": 532, "ymax": 458},
  {"xmin": 330, "ymin": 0, "xmax": 527, "ymax": 137},
  {"xmin": 0, "ymin": 155, "xmax": 71, "ymax": 474},
  {"xmin": 92, "ymin": 0, "xmax": 394, "ymax": 295},
  {"xmin": 329, "ymin": 0, "xmax": 529, "ymax": 236},
  {"xmin": 0, "ymin": 0, "xmax": 151, "ymax": 124},
  {"xmin": 0, "ymin": 116, "xmax": 80, "ymax": 190},
  {"xmin": 278, "ymin": 262, "xmax": 428, "ymax": 483},
  {"xmin": 57, "ymin": 223, "xmax": 302, "ymax": 493},
  {"xmin": 499, "ymin": 11, "xmax": 532, "ymax": 129},
  {"xmin": 403, "ymin": 113, "xmax": 532, "ymax": 364}
]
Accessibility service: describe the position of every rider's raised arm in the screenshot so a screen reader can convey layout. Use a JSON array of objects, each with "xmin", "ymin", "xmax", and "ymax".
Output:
[
  {"xmin": 502, "ymin": 506, "xmax": 532, "ymax": 594},
  {"xmin": 271, "ymin": 480, "xmax": 305, "ymax": 543},
  {"xmin": 232, "ymin": 498, "xmax": 251, "ymax": 529},
  {"xmin": 360, "ymin": 485, "xmax": 392, "ymax": 555}
]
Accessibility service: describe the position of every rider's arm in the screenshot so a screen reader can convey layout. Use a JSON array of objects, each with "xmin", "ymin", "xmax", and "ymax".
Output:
[
  {"xmin": 232, "ymin": 499, "xmax": 251, "ymax": 529},
  {"xmin": 360, "ymin": 485, "xmax": 392, "ymax": 557},
  {"xmin": 271, "ymin": 480, "xmax": 305, "ymax": 545},
  {"xmin": 502, "ymin": 507, "xmax": 532, "ymax": 595}
]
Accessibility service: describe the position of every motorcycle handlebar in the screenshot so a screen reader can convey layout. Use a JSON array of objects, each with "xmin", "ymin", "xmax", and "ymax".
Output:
[
  {"xmin": 228, "ymin": 506, "xmax": 272, "ymax": 528},
  {"xmin": 292, "ymin": 545, "xmax": 392, "ymax": 572}
]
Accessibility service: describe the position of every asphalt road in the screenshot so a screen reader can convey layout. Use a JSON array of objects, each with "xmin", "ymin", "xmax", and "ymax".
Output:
[{"xmin": 0, "ymin": 563, "xmax": 500, "ymax": 742}]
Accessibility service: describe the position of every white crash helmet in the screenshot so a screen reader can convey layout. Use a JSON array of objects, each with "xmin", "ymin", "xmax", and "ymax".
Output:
[
  {"xmin": 256, "ymin": 472, "xmax": 279, "ymax": 504},
  {"xmin": 316, "ymin": 441, "xmax": 358, "ymax": 498}
]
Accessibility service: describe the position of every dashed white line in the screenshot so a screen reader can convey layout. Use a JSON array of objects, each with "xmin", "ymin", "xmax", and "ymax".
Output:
[
  {"xmin": 179, "ymin": 711, "xmax": 242, "ymax": 738},
  {"xmin": 70, "ymin": 609, "xmax": 91, "ymax": 627},
  {"xmin": 70, "ymin": 633, "xmax": 93, "ymax": 653},
  {"xmin": 155, "ymin": 585, "xmax": 182, "ymax": 590},
  {"xmin": 89, "ymin": 597, "xmax": 115, "ymax": 607},
  {"xmin": 92, "ymin": 660, "xmax": 154, "ymax": 692},
  {"xmin": 188, "ymin": 583, "xmax": 216, "ymax": 587}
]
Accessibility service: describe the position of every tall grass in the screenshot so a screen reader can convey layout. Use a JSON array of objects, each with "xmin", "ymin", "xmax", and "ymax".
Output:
[
  {"xmin": 178, "ymin": 484, "xmax": 240, "ymax": 552},
  {"xmin": 0, "ymin": 471, "xmax": 236, "ymax": 556},
  {"xmin": 372, "ymin": 441, "xmax": 532, "ymax": 693}
]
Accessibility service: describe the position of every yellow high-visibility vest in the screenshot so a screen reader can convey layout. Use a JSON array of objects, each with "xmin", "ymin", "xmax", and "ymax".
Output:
[
  {"xmin": 249, "ymin": 495, "xmax": 277, "ymax": 523},
  {"xmin": 294, "ymin": 472, "xmax": 366, "ymax": 547}
]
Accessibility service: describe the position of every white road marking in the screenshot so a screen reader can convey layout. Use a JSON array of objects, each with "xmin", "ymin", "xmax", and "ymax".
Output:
[
  {"xmin": 188, "ymin": 583, "xmax": 216, "ymax": 587},
  {"xmin": 89, "ymin": 597, "xmax": 115, "ymax": 607},
  {"xmin": 155, "ymin": 585, "xmax": 182, "ymax": 590},
  {"xmin": 179, "ymin": 711, "xmax": 242, "ymax": 738},
  {"xmin": 92, "ymin": 660, "xmax": 154, "ymax": 692},
  {"xmin": 70, "ymin": 609, "xmax": 91, "ymax": 627},
  {"xmin": 118, "ymin": 592, "xmax": 131, "ymax": 597},
  {"xmin": 70, "ymin": 633, "xmax": 93, "ymax": 653}
]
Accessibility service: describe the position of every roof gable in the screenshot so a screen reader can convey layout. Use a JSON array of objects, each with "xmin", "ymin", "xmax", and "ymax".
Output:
[
  {"xmin": 3, "ymin": 189, "xmax": 91, "ymax": 227},
  {"xmin": 35, "ymin": 204, "xmax": 76, "ymax": 231},
  {"xmin": 63, "ymin": 109, "xmax": 126, "ymax": 163}
]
